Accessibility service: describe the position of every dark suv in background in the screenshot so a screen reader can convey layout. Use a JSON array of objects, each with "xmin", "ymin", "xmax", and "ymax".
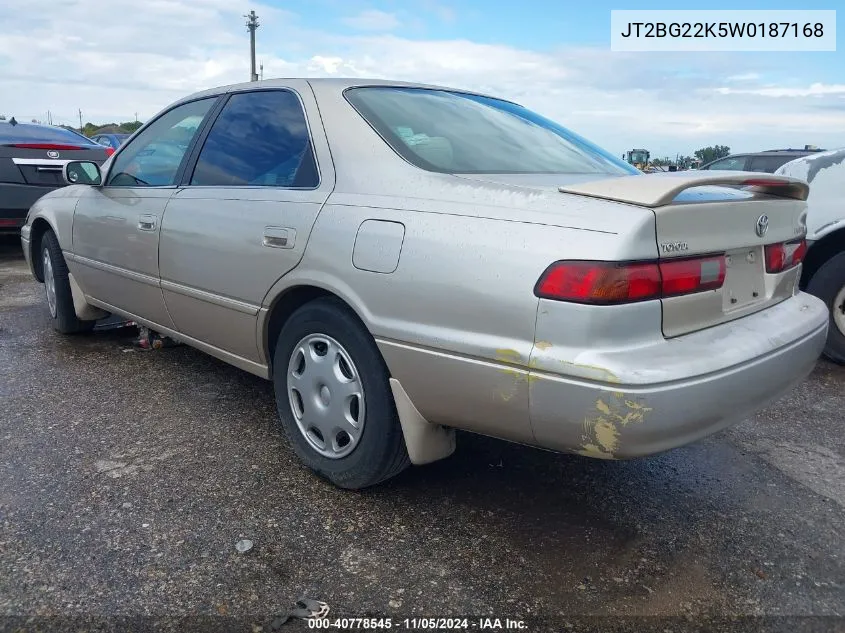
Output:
[{"xmin": 699, "ymin": 147, "xmax": 826, "ymax": 173}]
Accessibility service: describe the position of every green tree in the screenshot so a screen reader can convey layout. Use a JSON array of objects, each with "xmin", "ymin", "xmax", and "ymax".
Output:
[
  {"xmin": 694, "ymin": 145, "xmax": 731, "ymax": 165},
  {"xmin": 81, "ymin": 122, "xmax": 115, "ymax": 137},
  {"xmin": 120, "ymin": 121, "xmax": 143, "ymax": 132}
]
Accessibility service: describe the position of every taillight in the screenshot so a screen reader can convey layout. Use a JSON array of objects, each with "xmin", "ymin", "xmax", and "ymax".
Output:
[
  {"xmin": 104, "ymin": 147, "xmax": 115, "ymax": 157},
  {"xmin": 765, "ymin": 238, "xmax": 807, "ymax": 274},
  {"xmin": 535, "ymin": 255, "xmax": 726, "ymax": 305},
  {"xmin": 534, "ymin": 261, "xmax": 660, "ymax": 305},
  {"xmin": 660, "ymin": 255, "xmax": 726, "ymax": 297},
  {"xmin": 8, "ymin": 143, "xmax": 87, "ymax": 150}
]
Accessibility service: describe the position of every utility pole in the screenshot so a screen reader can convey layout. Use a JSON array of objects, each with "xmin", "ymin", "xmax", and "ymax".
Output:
[
  {"xmin": 245, "ymin": 10, "xmax": 260, "ymax": 82},
  {"xmin": 78, "ymin": 108, "xmax": 83, "ymax": 132}
]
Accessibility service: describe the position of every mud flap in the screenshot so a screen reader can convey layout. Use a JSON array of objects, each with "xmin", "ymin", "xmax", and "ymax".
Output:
[{"xmin": 389, "ymin": 378, "xmax": 456, "ymax": 465}]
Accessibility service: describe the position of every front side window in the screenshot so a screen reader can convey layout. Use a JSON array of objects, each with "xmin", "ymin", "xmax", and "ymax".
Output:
[
  {"xmin": 107, "ymin": 98, "xmax": 215, "ymax": 187},
  {"xmin": 344, "ymin": 87, "xmax": 638, "ymax": 176},
  {"xmin": 703, "ymin": 156, "xmax": 747, "ymax": 171},
  {"xmin": 190, "ymin": 90, "xmax": 318, "ymax": 188}
]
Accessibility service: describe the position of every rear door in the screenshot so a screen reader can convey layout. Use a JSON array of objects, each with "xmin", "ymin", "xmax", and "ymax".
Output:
[
  {"xmin": 158, "ymin": 83, "xmax": 334, "ymax": 364},
  {"xmin": 70, "ymin": 97, "xmax": 219, "ymax": 327}
]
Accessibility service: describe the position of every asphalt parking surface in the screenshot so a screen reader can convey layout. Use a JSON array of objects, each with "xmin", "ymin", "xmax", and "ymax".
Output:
[{"xmin": 1, "ymin": 235, "xmax": 844, "ymax": 632}]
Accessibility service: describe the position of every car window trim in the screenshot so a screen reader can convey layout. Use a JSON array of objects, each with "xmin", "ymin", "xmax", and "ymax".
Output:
[
  {"xmin": 178, "ymin": 87, "xmax": 322, "ymax": 191},
  {"xmin": 102, "ymin": 95, "xmax": 225, "ymax": 189}
]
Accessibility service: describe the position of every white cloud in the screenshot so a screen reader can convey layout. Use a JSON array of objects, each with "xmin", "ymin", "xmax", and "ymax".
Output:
[
  {"xmin": 342, "ymin": 10, "xmax": 400, "ymax": 31},
  {"xmin": 1, "ymin": 0, "xmax": 844, "ymax": 157},
  {"xmin": 715, "ymin": 83, "xmax": 845, "ymax": 98}
]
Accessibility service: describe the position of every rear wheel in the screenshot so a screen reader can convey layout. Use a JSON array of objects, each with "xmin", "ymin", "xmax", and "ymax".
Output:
[
  {"xmin": 806, "ymin": 251, "xmax": 845, "ymax": 364},
  {"xmin": 272, "ymin": 297, "xmax": 410, "ymax": 489},
  {"xmin": 40, "ymin": 230, "xmax": 96, "ymax": 334}
]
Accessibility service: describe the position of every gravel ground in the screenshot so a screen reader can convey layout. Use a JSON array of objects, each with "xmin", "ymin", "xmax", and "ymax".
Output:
[{"xmin": 1, "ymin": 236, "xmax": 843, "ymax": 633}]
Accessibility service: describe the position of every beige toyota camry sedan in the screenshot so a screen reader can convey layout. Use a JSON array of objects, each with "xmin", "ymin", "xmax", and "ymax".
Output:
[{"xmin": 20, "ymin": 78, "xmax": 828, "ymax": 489}]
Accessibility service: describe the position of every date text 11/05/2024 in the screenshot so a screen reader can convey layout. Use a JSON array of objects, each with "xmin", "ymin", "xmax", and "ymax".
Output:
[{"xmin": 308, "ymin": 617, "xmax": 527, "ymax": 630}]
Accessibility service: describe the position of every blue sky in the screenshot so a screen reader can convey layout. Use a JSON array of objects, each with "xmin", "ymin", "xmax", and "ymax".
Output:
[
  {"xmin": 0, "ymin": 0, "xmax": 842, "ymax": 157},
  {"xmin": 291, "ymin": 0, "xmax": 840, "ymax": 50}
]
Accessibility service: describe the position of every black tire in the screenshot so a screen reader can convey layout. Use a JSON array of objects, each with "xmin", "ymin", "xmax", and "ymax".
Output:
[
  {"xmin": 806, "ymin": 251, "xmax": 845, "ymax": 364},
  {"xmin": 40, "ymin": 230, "xmax": 96, "ymax": 334},
  {"xmin": 272, "ymin": 297, "xmax": 410, "ymax": 489}
]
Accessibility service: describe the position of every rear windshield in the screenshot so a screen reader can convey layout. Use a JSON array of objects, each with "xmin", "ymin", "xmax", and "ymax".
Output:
[
  {"xmin": 345, "ymin": 87, "xmax": 638, "ymax": 176},
  {"xmin": 0, "ymin": 123, "xmax": 99, "ymax": 145}
]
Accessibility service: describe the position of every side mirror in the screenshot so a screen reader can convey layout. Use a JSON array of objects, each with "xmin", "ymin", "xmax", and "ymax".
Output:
[{"xmin": 63, "ymin": 161, "xmax": 102, "ymax": 186}]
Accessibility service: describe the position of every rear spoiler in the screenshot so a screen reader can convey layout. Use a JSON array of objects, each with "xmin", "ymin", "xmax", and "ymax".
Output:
[{"xmin": 559, "ymin": 171, "xmax": 809, "ymax": 208}]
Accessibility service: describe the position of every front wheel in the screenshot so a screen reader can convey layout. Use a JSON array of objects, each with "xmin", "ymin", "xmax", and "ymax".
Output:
[
  {"xmin": 272, "ymin": 297, "xmax": 410, "ymax": 489},
  {"xmin": 40, "ymin": 230, "xmax": 96, "ymax": 334},
  {"xmin": 806, "ymin": 251, "xmax": 845, "ymax": 364}
]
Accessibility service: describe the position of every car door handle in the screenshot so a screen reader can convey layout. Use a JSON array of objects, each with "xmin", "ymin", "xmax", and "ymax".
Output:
[
  {"xmin": 138, "ymin": 214, "xmax": 157, "ymax": 231},
  {"xmin": 263, "ymin": 227, "xmax": 296, "ymax": 249}
]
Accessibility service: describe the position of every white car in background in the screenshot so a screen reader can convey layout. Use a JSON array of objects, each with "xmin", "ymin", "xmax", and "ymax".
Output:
[{"xmin": 776, "ymin": 148, "xmax": 845, "ymax": 363}]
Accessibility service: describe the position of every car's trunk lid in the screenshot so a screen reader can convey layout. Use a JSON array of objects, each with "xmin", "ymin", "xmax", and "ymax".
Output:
[
  {"xmin": 560, "ymin": 171, "xmax": 809, "ymax": 337},
  {"xmin": 0, "ymin": 145, "xmax": 109, "ymax": 187}
]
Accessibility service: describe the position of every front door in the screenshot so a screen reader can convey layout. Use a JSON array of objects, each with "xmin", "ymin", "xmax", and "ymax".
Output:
[
  {"xmin": 158, "ymin": 84, "xmax": 334, "ymax": 365},
  {"xmin": 71, "ymin": 97, "xmax": 218, "ymax": 327}
]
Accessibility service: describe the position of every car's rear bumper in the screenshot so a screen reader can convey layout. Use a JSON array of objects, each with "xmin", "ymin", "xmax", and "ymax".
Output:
[
  {"xmin": 0, "ymin": 209, "xmax": 27, "ymax": 233},
  {"xmin": 0, "ymin": 183, "xmax": 55, "ymax": 233},
  {"xmin": 529, "ymin": 293, "xmax": 829, "ymax": 458},
  {"xmin": 379, "ymin": 292, "xmax": 828, "ymax": 461}
]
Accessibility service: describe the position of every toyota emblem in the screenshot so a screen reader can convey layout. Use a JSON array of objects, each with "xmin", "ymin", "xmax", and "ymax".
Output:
[
  {"xmin": 46, "ymin": 150, "xmax": 60, "ymax": 159},
  {"xmin": 755, "ymin": 214, "xmax": 769, "ymax": 238}
]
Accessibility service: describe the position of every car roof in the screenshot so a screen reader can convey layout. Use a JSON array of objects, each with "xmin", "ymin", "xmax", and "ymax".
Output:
[
  {"xmin": 172, "ymin": 77, "xmax": 518, "ymax": 108},
  {"xmin": 714, "ymin": 150, "xmax": 817, "ymax": 159},
  {"xmin": 0, "ymin": 120, "xmax": 99, "ymax": 144},
  {"xmin": 1, "ymin": 120, "xmax": 66, "ymax": 131},
  {"xmin": 699, "ymin": 150, "xmax": 820, "ymax": 169}
]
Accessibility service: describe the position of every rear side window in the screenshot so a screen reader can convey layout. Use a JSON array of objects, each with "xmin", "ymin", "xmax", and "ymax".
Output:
[
  {"xmin": 0, "ymin": 123, "xmax": 99, "ymax": 146},
  {"xmin": 190, "ymin": 90, "xmax": 319, "ymax": 188},
  {"xmin": 747, "ymin": 155, "xmax": 797, "ymax": 173},
  {"xmin": 344, "ymin": 87, "xmax": 637, "ymax": 175}
]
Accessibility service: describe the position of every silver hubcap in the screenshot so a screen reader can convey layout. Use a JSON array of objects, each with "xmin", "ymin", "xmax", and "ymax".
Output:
[
  {"xmin": 287, "ymin": 333, "xmax": 366, "ymax": 459},
  {"xmin": 833, "ymin": 285, "xmax": 845, "ymax": 337},
  {"xmin": 43, "ymin": 248, "xmax": 57, "ymax": 318}
]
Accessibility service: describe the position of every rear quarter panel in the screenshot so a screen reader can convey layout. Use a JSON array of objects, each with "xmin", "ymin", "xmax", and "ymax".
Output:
[{"xmin": 265, "ymin": 199, "xmax": 656, "ymax": 444}]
